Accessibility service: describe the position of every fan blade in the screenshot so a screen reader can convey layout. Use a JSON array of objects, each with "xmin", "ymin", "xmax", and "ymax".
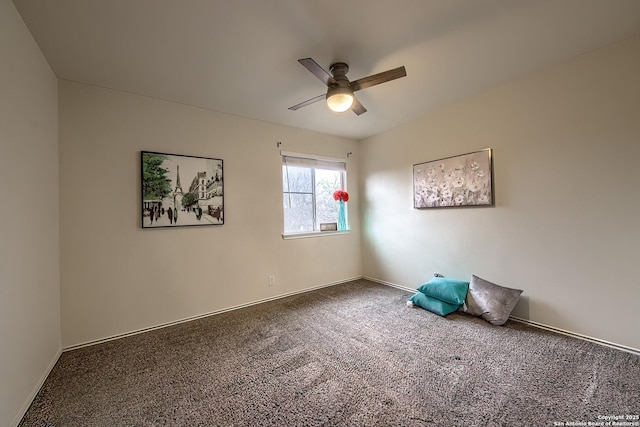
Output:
[
  {"xmin": 298, "ymin": 58, "xmax": 334, "ymax": 86},
  {"xmin": 351, "ymin": 96, "xmax": 367, "ymax": 115},
  {"xmin": 351, "ymin": 66, "xmax": 406, "ymax": 92},
  {"xmin": 288, "ymin": 94, "xmax": 325, "ymax": 111}
]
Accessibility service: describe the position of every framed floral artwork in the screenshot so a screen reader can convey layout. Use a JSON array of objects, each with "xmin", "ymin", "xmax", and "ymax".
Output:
[
  {"xmin": 141, "ymin": 151, "xmax": 224, "ymax": 228},
  {"xmin": 413, "ymin": 149, "xmax": 494, "ymax": 209}
]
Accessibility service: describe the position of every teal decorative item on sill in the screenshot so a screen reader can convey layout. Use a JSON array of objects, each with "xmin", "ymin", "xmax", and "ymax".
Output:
[
  {"xmin": 338, "ymin": 200, "xmax": 347, "ymax": 230},
  {"xmin": 333, "ymin": 190, "xmax": 349, "ymax": 231}
]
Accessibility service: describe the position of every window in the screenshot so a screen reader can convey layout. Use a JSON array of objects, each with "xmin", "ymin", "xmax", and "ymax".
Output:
[{"xmin": 282, "ymin": 152, "xmax": 347, "ymax": 235}]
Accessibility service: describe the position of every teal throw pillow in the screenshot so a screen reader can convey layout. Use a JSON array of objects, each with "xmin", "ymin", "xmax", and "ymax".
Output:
[
  {"xmin": 408, "ymin": 292, "xmax": 460, "ymax": 317},
  {"xmin": 417, "ymin": 277, "xmax": 470, "ymax": 306}
]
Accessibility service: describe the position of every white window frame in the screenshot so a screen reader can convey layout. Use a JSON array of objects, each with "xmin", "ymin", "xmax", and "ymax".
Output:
[{"xmin": 281, "ymin": 151, "xmax": 348, "ymax": 239}]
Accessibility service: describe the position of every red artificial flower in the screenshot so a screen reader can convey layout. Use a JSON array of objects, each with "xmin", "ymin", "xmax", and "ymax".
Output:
[{"xmin": 333, "ymin": 190, "xmax": 349, "ymax": 202}]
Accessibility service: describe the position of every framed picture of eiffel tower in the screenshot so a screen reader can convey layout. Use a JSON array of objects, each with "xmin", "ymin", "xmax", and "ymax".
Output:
[{"xmin": 141, "ymin": 151, "xmax": 224, "ymax": 228}]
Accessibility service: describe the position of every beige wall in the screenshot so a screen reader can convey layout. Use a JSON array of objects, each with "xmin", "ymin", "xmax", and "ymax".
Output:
[
  {"xmin": 59, "ymin": 80, "xmax": 362, "ymax": 347},
  {"xmin": 0, "ymin": 1, "xmax": 61, "ymax": 426},
  {"xmin": 360, "ymin": 36, "xmax": 640, "ymax": 350}
]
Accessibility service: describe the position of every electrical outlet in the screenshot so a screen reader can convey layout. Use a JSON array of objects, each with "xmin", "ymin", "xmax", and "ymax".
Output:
[{"xmin": 268, "ymin": 275, "xmax": 275, "ymax": 286}]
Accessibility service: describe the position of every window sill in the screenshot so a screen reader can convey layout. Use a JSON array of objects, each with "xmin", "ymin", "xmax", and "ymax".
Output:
[{"xmin": 282, "ymin": 230, "xmax": 350, "ymax": 240}]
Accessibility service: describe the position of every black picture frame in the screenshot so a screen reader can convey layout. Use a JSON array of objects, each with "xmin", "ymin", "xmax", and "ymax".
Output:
[
  {"xmin": 413, "ymin": 149, "xmax": 494, "ymax": 209},
  {"xmin": 141, "ymin": 151, "xmax": 224, "ymax": 228}
]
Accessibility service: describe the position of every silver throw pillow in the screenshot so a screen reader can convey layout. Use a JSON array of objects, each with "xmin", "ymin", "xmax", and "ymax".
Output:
[{"xmin": 465, "ymin": 275, "xmax": 523, "ymax": 326}]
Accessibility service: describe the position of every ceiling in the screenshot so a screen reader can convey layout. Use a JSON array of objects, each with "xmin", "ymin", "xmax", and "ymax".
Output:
[{"xmin": 12, "ymin": 0, "xmax": 640, "ymax": 140}]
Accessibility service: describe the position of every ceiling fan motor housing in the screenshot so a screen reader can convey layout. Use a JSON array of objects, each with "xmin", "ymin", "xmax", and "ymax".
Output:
[{"xmin": 329, "ymin": 62, "xmax": 351, "ymax": 88}]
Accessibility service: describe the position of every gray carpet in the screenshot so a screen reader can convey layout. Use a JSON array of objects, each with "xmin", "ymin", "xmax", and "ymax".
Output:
[{"xmin": 19, "ymin": 280, "xmax": 640, "ymax": 426}]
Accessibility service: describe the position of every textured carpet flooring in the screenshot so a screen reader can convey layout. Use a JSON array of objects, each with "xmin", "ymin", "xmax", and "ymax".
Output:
[{"xmin": 19, "ymin": 280, "xmax": 640, "ymax": 426}]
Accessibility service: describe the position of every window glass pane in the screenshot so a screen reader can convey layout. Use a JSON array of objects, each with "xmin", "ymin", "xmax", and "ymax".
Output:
[
  {"xmin": 315, "ymin": 169, "xmax": 342, "ymax": 227},
  {"xmin": 282, "ymin": 165, "xmax": 312, "ymax": 193},
  {"xmin": 283, "ymin": 193, "xmax": 314, "ymax": 233}
]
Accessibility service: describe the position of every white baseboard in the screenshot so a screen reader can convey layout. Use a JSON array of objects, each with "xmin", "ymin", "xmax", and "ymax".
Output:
[
  {"xmin": 363, "ymin": 276, "xmax": 416, "ymax": 293},
  {"xmin": 11, "ymin": 347, "xmax": 62, "ymax": 427},
  {"xmin": 364, "ymin": 276, "xmax": 640, "ymax": 356},
  {"xmin": 509, "ymin": 316, "xmax": 640, "ymax": 356},
  {"xmin": 64, "ymin": 276, "xmax": 363, "ymax": 352}
]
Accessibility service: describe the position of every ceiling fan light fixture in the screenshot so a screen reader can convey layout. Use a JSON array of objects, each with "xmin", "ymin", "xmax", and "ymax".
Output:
[{"xmin": 326, "ymin": 86, "xmax": 354, "ymax": 113}]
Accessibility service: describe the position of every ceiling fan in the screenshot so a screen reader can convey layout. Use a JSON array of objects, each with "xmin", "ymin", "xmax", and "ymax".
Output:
[{"xmin": 289, "ymin": 58, "xmax": 407, "ymax": 115}]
